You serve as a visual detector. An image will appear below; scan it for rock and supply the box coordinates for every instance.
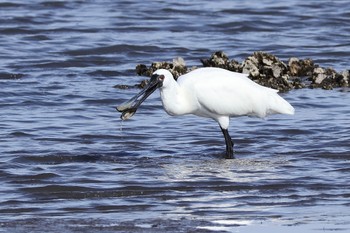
[342,70,349,80]
[114,51,349,91]
[262,57,273,66]
[201,51,241,72]
[313,67,326,84]
[241,52,292,92]
[135,56,189,80]
[288,57,316,77]
[310,67,343,90]
[242,59,259,77]
[272,64,283,78]
[340,70,349,86]
[173,57,186,67]
[137,79,149,88]
[288,57,301,76]
[201,51,229,67]
[290,76,306,89]
[171,57,188,79]
[300,58,316,76]
[135,64,149,76]
[113,79,149,89]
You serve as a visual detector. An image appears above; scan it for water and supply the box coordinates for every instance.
[1,0,350,232]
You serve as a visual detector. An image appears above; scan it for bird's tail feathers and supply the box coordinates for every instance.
[268,93,295,115]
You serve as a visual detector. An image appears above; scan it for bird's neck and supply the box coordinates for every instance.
[159,80,194,116]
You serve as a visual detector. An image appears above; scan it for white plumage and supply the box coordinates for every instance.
[117,67,294,158]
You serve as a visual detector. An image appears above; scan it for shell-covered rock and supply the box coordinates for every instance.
[115,51,349,91]
[136,57,190,80]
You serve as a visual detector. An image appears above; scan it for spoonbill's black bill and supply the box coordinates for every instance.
[117,67,295,159]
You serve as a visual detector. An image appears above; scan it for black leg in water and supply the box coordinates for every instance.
[220,127,234,159]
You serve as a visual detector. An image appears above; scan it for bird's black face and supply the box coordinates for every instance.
[116,74,164,120]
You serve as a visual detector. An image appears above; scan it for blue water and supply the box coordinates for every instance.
[1,1,349,232]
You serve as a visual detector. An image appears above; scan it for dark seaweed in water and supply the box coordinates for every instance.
[1,0,350,232]
[0,72,26,80]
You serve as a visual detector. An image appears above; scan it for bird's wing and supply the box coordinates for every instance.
[194,77,259,117]
[178,68,280,118]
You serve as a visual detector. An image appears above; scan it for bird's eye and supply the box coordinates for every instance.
[158,75,165,81]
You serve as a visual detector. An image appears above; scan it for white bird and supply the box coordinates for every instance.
[117,67,294,159]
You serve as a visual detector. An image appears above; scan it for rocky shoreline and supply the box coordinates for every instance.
[115,51,349,92]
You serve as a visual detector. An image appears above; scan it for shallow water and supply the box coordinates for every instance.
[1,0,350,232]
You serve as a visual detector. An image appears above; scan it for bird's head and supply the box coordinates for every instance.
[116,69,173,120]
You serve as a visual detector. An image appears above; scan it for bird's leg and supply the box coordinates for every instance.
[220,127,234,159]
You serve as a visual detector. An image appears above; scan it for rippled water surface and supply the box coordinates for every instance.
[1,0,350,232]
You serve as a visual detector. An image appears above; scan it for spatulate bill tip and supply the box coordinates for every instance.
[120,109,136,120]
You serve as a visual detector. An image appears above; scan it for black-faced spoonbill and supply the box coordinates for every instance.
[117,67,295,159]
